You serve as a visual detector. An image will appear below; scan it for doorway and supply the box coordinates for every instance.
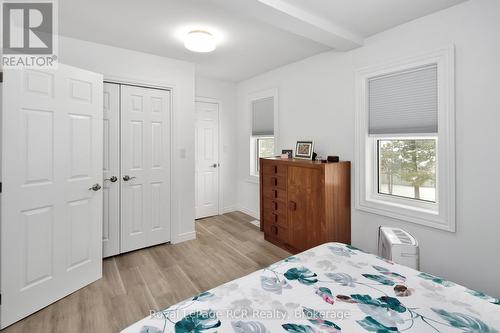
[195,99,221,219]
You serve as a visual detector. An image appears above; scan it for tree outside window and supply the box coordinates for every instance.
[378,139,436,202]
[255,136,275,172]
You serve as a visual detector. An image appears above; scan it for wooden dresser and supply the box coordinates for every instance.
[259,157,351,253]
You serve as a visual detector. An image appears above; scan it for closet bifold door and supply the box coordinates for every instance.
[102,83,120,257]
[120,85,171,253]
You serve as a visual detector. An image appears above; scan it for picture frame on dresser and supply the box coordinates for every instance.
[294,141,314,159]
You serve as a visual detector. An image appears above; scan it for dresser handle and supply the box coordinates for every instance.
[274,165,278,174]
[289,201,297,211]
[274,190,278,198]
[272,212,278,222]
[273,201,278,210]
[274,226,278,235]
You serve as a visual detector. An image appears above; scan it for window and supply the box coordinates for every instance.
[255,136,275,172]
[378,138,436,202]
[355,46,455,231]
[249,91,278,177]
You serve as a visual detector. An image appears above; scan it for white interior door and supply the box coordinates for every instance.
[195,101,220,219]
[121,85,171,253]
[1,65,103,329]
[102,83,120,257]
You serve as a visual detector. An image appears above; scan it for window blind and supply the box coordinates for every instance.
[252,97,274,136]
[368,64,438,135]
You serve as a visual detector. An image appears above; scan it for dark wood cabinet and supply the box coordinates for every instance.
[259,157,351,253]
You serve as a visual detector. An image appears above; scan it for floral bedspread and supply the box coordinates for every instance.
[123,242,500,333]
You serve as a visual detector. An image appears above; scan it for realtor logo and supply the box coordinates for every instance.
[1,0,58,68]
[3,2,53,54]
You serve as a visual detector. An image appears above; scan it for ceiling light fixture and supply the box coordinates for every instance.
[184,30,216,53]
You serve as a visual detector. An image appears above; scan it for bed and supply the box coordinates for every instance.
[123,242,500,333]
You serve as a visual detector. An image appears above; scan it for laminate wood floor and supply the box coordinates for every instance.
[2,212,290,333]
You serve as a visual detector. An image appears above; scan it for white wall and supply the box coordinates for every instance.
[59,36,196,243]
[195,77,238,213]
[236,0,500,296]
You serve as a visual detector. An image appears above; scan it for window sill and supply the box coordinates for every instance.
[356,197,454,232]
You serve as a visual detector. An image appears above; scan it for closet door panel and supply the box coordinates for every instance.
[102,83,120,257]
[147,89,171,245]
[121,85,148,252]
[121,85,171,253]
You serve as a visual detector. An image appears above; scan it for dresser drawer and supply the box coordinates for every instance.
[261,174,287,190]
[263,209,288,228]
[263,187,287,202]
[263,198,287,215]
[262,163,287,176]
[262,215,275,235]
[267,224,290,244]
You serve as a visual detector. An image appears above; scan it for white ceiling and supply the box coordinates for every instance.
[59,0,467,82]
[281,0,468,37]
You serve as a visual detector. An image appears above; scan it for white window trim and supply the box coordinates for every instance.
[247,88,279,182]
[355,46,456,232]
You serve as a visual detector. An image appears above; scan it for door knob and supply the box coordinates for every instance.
[211,163,218,168]
[88,183,102,191]
[123,175,137,181]
[104,176,118,183]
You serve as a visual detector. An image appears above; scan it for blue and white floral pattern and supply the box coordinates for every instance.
[124,243,500,333]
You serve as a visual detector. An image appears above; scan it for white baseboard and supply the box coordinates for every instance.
[222,205,238,214]
[238,206,260,220]
[249,220,261,228]
[172,231,196,244]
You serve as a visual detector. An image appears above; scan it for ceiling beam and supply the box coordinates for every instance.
[253,0,364,50]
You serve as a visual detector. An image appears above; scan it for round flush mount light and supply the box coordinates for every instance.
[184,30,216,53]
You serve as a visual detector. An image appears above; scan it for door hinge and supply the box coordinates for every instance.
[0,182,2,193]
[0,71,3,83]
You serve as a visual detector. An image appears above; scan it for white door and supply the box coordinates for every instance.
[195,101,220,219]
[102,83,120,257]
[120,85,171,253]
[1,65,103,328]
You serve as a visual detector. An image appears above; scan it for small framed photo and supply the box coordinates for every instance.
[281,149,293,159]
[294,141,314,160]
